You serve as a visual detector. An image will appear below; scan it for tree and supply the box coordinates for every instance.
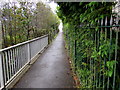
[0,1,60,48]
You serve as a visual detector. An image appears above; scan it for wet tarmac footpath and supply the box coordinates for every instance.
[14,32,74,88]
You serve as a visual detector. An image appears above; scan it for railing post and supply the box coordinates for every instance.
[48,31,51,44]
[48,33,50,44]
[47,35,48,45]
[0,52,5,89]
[27,43,31,64]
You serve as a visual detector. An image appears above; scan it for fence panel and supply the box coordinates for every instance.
[0,35,48,89]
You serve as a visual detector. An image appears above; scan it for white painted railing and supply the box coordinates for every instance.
[0,35,48,89]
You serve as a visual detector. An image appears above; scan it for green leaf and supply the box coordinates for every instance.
[108,70,113,77]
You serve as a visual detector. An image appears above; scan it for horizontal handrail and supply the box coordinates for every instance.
[0,34,48,52]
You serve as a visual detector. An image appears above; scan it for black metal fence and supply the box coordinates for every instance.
[64,1,120,89]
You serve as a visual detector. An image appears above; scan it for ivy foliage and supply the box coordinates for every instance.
[57,2,119,88]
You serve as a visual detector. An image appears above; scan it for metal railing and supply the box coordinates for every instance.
[0,35,48,89]
[63,2,120,89]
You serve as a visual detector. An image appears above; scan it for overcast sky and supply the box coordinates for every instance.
[0,0,58,14]
[48,1,58,14]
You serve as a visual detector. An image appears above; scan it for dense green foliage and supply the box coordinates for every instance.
[57,2,120,88]
[0,2,59,48]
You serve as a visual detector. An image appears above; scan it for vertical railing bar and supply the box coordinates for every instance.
[2,52,7,84]
[0,52,5,88]
[101,18,105,89]
[103,34,107,88]
[12,48,15,74]
[21,45,24,66]
[92,30,94,88]
[107,16,113,89]
[36,40,38,54]
[103,17,107,89]
[97,27,101,88]
[14,48,17,72]
[18,46,22,69]
[26,44,28,63]
[27,42,30,64]
[8,50,12,78]
[7,51,11,80]
[9,49,12,76]
[24,44,27,64]
[112,5,117,89]
[16,47,19,72]
[33,42,36,55]
[30,43,32,60]
[90,57,92,88]
[40,39,42,50]
[20,46,23,67]
[20,45,24,67]
[10,49,14,76]
[13,48,16,74]
[26,44,28,62]
[38,39,39,52]
[98,20,101,88]
[113,30,118,89]
[32,42,34,58]
[16,47,20,71]
[22,45,25,66]
[14,48,17,73]
[5,51,10,81]
[39,39,40,52]
[86,38,87,87]
[39,38,41,52]
[93,28,96,88]
[35,40,37,54]
[96,29,98,88]
[24,45,28,65]
[29,43,32,61]
[17,47,20,69]
[107,26,112,89]
[100,20,103,88]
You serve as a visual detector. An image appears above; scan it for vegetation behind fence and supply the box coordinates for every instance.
[57,2,120,89]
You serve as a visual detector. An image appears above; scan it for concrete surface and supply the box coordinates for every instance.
[14,32,74,88]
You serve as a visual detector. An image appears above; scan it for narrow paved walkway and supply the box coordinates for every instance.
[14,32,74,88]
